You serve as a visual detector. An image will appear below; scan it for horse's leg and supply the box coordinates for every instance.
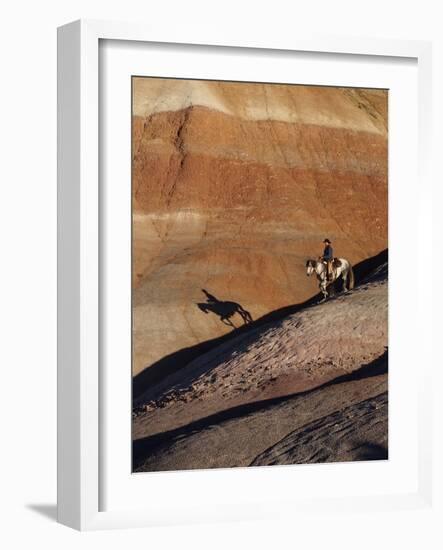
[324,283,329,300]
[237,308,248,325]
[319,279,328,302]
[238,305,253,324]
[342,268,348,292]
[238,311,247,325]
[221,317,235,328]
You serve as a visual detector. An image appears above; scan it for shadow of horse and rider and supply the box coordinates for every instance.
[196,254,350,330]
[197,289,253,328]
[197,250,356,330]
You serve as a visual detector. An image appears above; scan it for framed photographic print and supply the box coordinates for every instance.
[57,20,433,530]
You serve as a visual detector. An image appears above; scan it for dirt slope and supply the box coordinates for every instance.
[251,391,387,466]
[134,369,387,472]
[133,263,387,447]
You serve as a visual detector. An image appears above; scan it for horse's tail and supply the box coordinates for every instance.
[347,264,355,290]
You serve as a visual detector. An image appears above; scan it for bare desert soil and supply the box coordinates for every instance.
[133,261,388,471]
[134,371,387,472]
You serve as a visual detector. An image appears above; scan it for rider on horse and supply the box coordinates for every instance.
[321,238,334,281]
[306,243,354,301]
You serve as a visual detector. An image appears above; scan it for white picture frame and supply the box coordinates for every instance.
[57,19,434,531]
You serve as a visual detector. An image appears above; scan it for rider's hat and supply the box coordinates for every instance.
[323,238,331,244]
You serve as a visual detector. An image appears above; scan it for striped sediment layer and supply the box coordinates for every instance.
[132,79,387,380]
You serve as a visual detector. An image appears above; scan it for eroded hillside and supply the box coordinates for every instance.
[133,261,388,471]
[132,78,388,388]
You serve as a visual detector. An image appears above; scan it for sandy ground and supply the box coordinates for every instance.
[251,388,387,466]
[134,370,387,471]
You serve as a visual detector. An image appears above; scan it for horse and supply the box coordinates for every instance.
[305,258,355,301]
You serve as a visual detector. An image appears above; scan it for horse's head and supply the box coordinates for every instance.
[305,259,316,276]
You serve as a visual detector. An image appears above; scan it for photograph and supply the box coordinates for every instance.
[131,77,388,472]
